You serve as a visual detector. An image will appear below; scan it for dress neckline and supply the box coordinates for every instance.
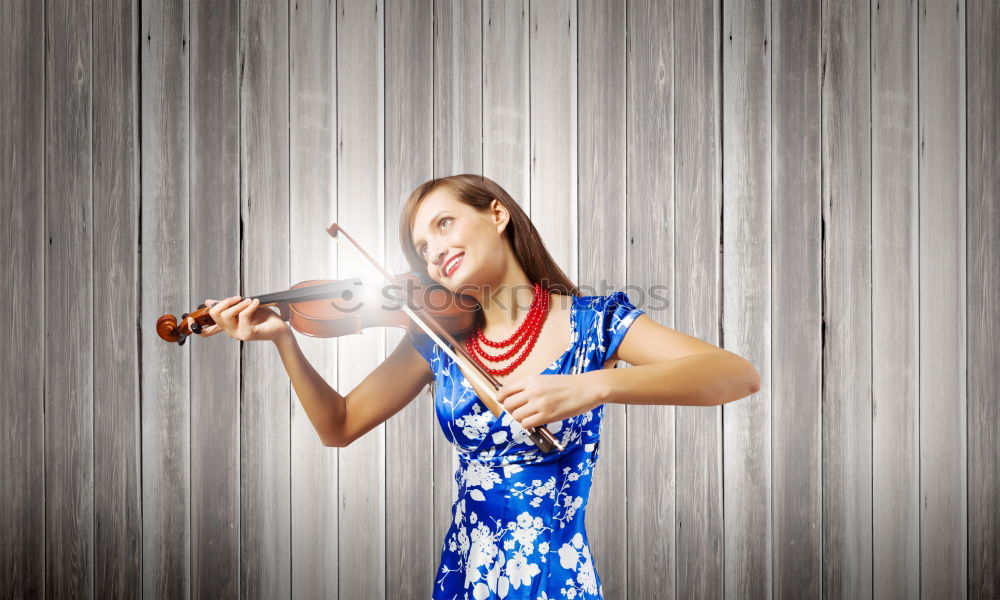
[490,293,579,380]
[461,295,579,422]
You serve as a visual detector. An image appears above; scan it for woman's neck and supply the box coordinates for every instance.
[479,269,534,330]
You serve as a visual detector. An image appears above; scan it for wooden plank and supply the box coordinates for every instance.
[0,0,45,597]
[871,0,920,596]
[484,0,530,203]
[917,0,967,596]
[92,0,141,596]
[45,0,96,596]
[289,0,340,598]
[141,0,190,596]
[772,0,823,595]
[721,0,772,597]
[528,4,583,589]
[577,1,628,597]
[625,1,676,597]
[967,1,1000,597]
[432,0,483,584]
[819,0,873,597]
[528,0,575,273]
[336,0,385,596]
[189,0,241,597]
[673,0,724,597]
[384,0,435,597]
[433,0,482,177]
[239,1,291,597]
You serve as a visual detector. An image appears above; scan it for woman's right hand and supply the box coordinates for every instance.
[193,296,290,342]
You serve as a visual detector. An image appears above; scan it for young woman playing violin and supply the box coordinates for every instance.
[196,174,760,599]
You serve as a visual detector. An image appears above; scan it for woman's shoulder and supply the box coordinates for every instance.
[407,328,442,369]
[571,290,645,362]
[572,290,642,318]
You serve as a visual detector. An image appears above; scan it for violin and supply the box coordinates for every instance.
[155,223,565,454]
[155,271,478,344]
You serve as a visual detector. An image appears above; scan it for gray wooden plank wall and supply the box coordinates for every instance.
[1,0,997,598]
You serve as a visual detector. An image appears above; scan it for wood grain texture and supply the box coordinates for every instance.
[289,0,341,598]
[721,0,772,597]
[578,1,627,596]
[46,0,96,596]
[2,2,993,597]
[872,0,920,597]
[528,0,575,275]
[484,0,530,206]
[772,0,823,595]
[673,0,724,597]
[0,1,45,598]
[385,0,435,596]
[967,2,1000,598]
[93,0,141,597]
[239,1,292,597]
[626,1,677,597]
[917,0,967,596]
[820,0,873,597]
[336,0,385,597]
[190,0,241,597]
[140,0,190,597]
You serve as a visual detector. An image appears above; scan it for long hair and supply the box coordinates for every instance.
[398,173,580,298]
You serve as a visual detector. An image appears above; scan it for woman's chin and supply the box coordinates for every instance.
[446,267,484,297]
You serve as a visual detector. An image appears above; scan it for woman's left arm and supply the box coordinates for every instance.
[498,314,762,430]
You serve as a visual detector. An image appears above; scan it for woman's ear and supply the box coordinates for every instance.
[491,199,510,234]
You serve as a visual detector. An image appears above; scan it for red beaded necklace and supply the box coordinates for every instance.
[466,283,550,376]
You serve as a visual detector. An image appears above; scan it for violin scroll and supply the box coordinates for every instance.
[156,302,212,346]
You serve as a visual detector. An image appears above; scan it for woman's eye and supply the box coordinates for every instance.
[439,217,452,229]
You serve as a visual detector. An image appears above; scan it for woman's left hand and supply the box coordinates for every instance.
[496,373,605,430]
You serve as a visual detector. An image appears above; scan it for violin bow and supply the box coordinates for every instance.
[326,223,564,453]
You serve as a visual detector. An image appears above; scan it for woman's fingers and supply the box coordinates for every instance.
[209,295,239,318]
[215,296,245,320]
[221,298,252,318]
[501,390,529,412]
[197,321,223,337]
[218,298,250,338]
[205,295,244,336]
[235,298,260,337]
[509,400,538,424]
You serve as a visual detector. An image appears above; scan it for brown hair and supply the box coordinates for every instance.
[398,173,580,297]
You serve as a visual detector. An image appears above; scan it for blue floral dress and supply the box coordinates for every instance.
[409,291,644,600]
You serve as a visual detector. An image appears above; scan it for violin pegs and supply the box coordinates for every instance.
[190,321,202,334]
[197,303,206,310]
[177,332,187,346]
[181,312,189,321]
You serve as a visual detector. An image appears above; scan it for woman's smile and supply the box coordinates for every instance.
[442,252,464,278]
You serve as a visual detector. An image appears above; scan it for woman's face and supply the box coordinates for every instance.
[410,188,509,293]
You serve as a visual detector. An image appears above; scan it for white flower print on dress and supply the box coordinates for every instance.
[457,402,495,440]
[556,533,599,596]
[505,551,540,590]
[462,461,502,492]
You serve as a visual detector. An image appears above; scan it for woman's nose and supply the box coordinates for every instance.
[429,245,447,266]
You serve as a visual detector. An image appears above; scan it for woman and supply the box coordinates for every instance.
[198,174,761,599]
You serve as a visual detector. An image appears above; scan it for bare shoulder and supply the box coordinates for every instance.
[549,291,576,312]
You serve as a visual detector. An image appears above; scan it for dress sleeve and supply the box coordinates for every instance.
[407,331,437,367]
[598,291,645,365]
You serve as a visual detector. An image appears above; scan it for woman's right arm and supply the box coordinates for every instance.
[271,329,434,447]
